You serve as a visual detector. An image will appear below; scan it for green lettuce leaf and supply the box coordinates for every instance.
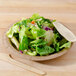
[20,19,31,27]
[6,25,19,38]
[44,31,54,46]
[19,25,28,51]
[36,46,55,56]
[42,21,51,27]
[36,17,45,28]
[30,13,41,20]
[14,18,31,27]
[30,39,48,46]
[24,27,33,39]
[26,50,37,56]
[60,42,71,49]
[30,39,42,44]
[31,26,46,39]
[19,35,28,51]
[55,43,60,52]
[53,34,60,52]
[11,36,19,49]
[59,38,67,46]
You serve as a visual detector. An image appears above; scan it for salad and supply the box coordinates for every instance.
[6,14,71,56]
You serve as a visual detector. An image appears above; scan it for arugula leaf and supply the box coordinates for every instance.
[36,46,55,56]
[60,42,71,49]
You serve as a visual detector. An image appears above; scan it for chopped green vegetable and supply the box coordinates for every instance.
[6,25,19,38]
[19,25,28,51]
[6,13,72,56]
[30,13,41,20]
[26,50,37,56]
[19,35,28,51]
[36,46,55,56]
[55,43,60,52]
[59,38,67,46]
[11,36,19,49]
[31,39,48,46]
[30,39,42,44]
[45,30,54,45]
[60,42,71,49]
[53,31,62,52]
[30,26,46,39]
